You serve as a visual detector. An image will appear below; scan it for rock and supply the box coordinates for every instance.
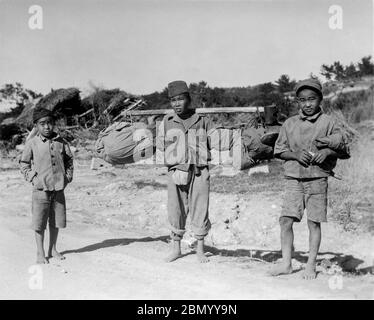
[90,157,112,170]
[248,164,269,176]
[320,259,333,269]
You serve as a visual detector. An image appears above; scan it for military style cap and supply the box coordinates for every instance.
[33,108,54,123]
[168,80,189,98]
[295,78,323,97]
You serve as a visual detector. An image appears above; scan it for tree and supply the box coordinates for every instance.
[189,81,208,107]
[275,74,296,93]
[357,55,374,77]
[320,61,345,80]
[321,56,374,81]
[344,63,359,79]
[255,82,284,106]
[321,64,334,80]
[332,61,345,80]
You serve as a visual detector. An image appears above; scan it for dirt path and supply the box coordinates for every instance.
[0,166,373,299]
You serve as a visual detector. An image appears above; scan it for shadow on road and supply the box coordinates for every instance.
[61,236,372,275]
[204,245,372,274]
[61,235,169,254]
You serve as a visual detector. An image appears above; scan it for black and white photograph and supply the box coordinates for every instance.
[0,0,373,302]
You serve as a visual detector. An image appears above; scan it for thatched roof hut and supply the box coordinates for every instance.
[36,87,83,116]
[16,88,82,128]
[15,99,41,129]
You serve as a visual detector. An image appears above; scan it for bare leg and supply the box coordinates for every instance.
[269,216,294,276]
[196,239,209,263]
[47,226,65,260]
[302,220,321,280]
[35,230,48,264]
[165,240,182,262]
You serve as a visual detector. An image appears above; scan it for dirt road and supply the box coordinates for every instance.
[0,165,373,299]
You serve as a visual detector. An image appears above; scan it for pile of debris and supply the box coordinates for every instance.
[0,86,146,151]
[79,89,147,128]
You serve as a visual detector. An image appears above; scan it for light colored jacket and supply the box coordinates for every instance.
[20,133,74,191]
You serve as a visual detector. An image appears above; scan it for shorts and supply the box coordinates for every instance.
[31,190,66,231]
[281,177,328,223]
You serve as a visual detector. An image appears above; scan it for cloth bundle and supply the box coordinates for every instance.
[94,122,155,165]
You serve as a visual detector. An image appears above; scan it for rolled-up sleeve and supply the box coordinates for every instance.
[273,124,290,157]
[19,140,36,182]
[329,119,350,158]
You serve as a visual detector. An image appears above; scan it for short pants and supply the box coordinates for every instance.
[31,190,66,231]
[281,177,328,223]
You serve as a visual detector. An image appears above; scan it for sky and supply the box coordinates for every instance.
[0,0,372,95]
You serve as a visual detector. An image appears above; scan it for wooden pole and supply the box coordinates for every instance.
[114,99,147,121]
[122,106,268,116]
[77,108,94,118]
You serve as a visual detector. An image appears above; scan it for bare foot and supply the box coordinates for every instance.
[268,263,293,276]
[165,249,182,262]
[196,251,209,263]
[165,240,182,262]
[48,250,66,260]
[301,263,317,280]
[36,254,49,264]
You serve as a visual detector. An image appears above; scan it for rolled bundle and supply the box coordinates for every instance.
[94,121,156,165]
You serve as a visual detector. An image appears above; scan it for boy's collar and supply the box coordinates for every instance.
[37,132,59,142]
[173,111,199,123]
[299,109,322,121]
[172,112,201,131]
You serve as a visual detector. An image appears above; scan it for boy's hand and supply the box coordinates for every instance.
[65,173,73,183]
[311,149,332,164]
[294,150,312,167]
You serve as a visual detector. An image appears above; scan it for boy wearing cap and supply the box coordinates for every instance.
[157,80,231,263]
[270,78,349,279]
[20,108,74,264]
